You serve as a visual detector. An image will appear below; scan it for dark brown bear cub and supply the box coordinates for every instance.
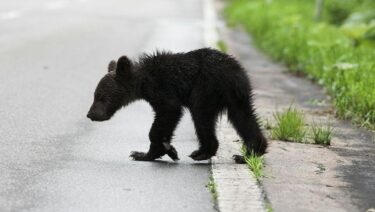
[87,48,267,163]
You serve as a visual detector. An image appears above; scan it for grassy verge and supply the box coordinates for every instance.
[225,0,375,129]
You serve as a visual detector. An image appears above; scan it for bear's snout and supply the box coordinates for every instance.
[86,112,95,120]
[86,110,109,122]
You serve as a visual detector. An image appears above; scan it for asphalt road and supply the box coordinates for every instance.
[0,0,215,211]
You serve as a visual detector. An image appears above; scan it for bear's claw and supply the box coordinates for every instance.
[166,145,179,161]
[130,151,158,161]
[189,150,213,161]
[130,143,179,162]
[232,154,246,164]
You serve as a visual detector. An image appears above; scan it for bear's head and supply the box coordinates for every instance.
[87,56,134,121]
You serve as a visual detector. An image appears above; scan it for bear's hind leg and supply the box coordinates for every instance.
[189,108,219,161]
[227,95,268,164]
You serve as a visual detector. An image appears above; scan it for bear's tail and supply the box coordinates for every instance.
[226,89,268,164]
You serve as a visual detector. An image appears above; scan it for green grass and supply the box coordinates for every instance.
[263,118,273,130]
[206,173,218,203]
[265,202,274,212]
[315,163,326,174]
[310,122,334,145]
[307,98,326,106]
[242,146,264,181]
[225,0,375,128]
[271,107,306,142]
[217,40,228,53]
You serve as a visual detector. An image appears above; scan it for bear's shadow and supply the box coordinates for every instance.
[149,159,211,168]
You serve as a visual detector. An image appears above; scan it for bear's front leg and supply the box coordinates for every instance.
[130,143,177,161]
[189,108,219,161]
[130,142,179,161]
[130,106,182,162]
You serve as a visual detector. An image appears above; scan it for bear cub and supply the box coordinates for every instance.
[87,48,267,163]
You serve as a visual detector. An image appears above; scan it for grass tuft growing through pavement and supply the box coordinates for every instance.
[242,146,264,181]
[265,202,274,212]
[206,173,218,204]
[263,118,273,130]
[311,122,334,145]
[271,106,306,142]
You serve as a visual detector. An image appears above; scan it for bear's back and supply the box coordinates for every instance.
[137,48,247,105]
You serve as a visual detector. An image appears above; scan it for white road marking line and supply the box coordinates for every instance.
[45,1,68,10]
[0,10,23,20]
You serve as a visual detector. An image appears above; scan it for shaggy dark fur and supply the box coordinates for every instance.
[87,48,267,163]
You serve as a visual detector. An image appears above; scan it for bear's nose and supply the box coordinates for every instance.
[87,112,94,120]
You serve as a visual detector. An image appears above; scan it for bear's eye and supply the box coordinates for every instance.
[98,96,105,102]
[100,96,109,103]
[95,94,105,102]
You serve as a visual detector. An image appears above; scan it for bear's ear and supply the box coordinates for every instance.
[108,60,117,72]
[116,56,133,80]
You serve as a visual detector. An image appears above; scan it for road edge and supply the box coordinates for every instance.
[203,0,267,211]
